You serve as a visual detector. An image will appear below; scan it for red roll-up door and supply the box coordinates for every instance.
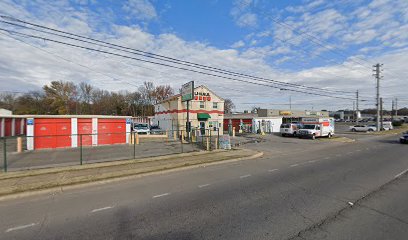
[77,118,92,146]
[14,118,22,135]
[34,118,71,149]
[4,118,12,136]
[98,119,126,145]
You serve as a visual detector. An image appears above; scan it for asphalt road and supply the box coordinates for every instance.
[0,133,407,240]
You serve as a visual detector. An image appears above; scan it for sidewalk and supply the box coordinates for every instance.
[0,149,262,198]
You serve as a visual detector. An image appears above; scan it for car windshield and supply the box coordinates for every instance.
[280,124,290,128]
[302,124,316,129]
[135,123,148,129]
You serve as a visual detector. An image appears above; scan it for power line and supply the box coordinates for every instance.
[0,16,360,96]
[0,27,367,102]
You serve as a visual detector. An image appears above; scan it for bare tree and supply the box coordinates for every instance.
[224,98,235,113]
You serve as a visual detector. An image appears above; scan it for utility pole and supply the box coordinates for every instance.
[373,63,383,131]
[289,96,292,110]
[395,98,398,118]
[356,90,359,123]
[380,97,384,131]
[352,101,355,122]
[392,99,395,121]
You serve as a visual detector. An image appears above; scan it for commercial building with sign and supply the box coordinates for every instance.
[153,85,224,135]
[258,109,329,123]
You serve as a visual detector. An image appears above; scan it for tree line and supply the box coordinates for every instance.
[0,81,236,116]
[0,81,174,116]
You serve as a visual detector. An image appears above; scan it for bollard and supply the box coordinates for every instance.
[3,138,7,172]
[232,127,236,138]
[133,132,136,159]
[165,130,169,137]
[206,136,210,151]
[79,134,83,165]
[17,137,23,153]
[136,133,139,145]
[173,130,177,140]
[215,137,218,150]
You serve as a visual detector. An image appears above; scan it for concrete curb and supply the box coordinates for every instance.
[0,150,263,201]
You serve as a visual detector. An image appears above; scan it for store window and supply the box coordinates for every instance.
[200,101,205,108]
[213,102,218,109]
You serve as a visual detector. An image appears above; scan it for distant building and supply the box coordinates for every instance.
[0,108,12,116]
[258,109,329,123]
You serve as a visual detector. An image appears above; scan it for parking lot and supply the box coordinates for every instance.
[0,138,203,171]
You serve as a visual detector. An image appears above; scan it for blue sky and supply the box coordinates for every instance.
[0,0,407,110]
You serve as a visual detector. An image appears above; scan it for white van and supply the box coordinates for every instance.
[280,123,302,137]
[382,122,393,131]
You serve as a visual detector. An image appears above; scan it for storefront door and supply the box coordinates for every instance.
[199,121,206,135]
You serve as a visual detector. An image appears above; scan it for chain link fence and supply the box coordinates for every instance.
[0,129,223,172]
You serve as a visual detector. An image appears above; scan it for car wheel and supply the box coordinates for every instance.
[312,134,316,140]
[293,131,297,137]
[368,129,374,132]
[351,128,356,132]
[328,133,332,138]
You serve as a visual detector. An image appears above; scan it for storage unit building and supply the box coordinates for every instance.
[25,115,132,150]
[223,113,257,133]
[0,115,26,137]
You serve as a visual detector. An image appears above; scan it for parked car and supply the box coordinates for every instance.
[382,122,393,131]
[400,132,408,144]
[133,123,150,134]
[349,125,376,132]
[149,125,162,134]
[280,123,302,137]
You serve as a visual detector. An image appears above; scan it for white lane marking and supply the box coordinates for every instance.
[198,184,210,188]
[5,223,37,233]
[356,149,361,152]
[240,174,251,179]
[91,206,114,213]
[290,164,299,167]
[395,169,408,178]
[268,169,279,172]
[153,193,170,198]
[324,157,330,160]
[308,160,317,163]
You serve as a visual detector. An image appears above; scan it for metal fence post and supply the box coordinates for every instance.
[79,134,83,165]
[180,130,183,153]
[217,128,220,149]
[3,138,7,172]
[133,132,136,159]
[209,129,212,151]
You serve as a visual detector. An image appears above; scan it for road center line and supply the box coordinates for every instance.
[268,169,279,172]
[290,164,299,167]
[395,169,408,178]
[91,206,114,213]
[240,174,251,179]
[153,193,170,198]
[198,184,210,188]
[5,223,37,233]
